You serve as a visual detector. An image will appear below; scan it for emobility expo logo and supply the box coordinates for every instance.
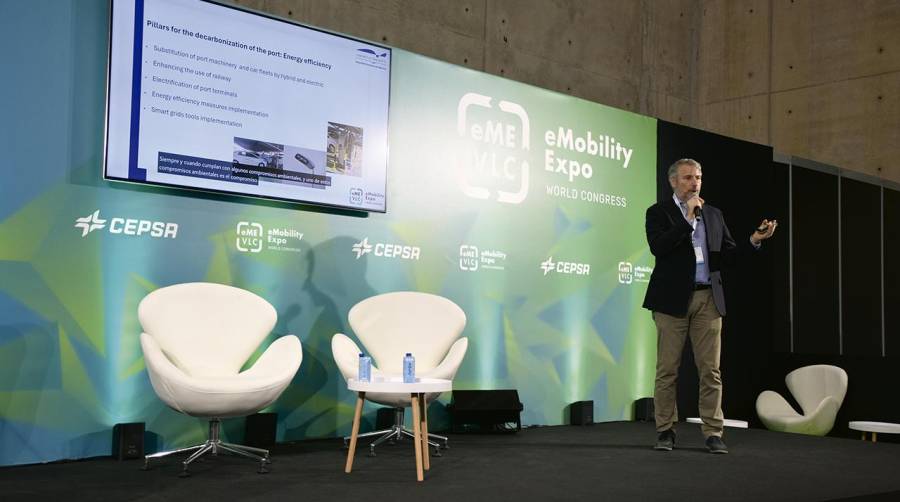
[352,237,420,260]
[459,244,507,272]
[236,221,304,253]
[74,209,178,239]
[618,261,652,284]
[540,256,590,276]
[456,92,530,204]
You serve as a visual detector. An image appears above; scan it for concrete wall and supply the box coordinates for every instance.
[232,0,900,183]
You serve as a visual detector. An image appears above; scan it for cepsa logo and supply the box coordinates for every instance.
[74,210,178,239]
[456,92,530,204]
[352,237,420,260]
[540,256,590,276]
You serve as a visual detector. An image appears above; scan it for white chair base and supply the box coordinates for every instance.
[143,419,270,477]
[342,408,447,456]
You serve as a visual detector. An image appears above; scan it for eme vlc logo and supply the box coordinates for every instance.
[236,221,264,253]
[456,92,530,204]
[351,237,420,260]
[459,245,479,271]
[618,261,634,284]
[540,256,590,276]
[74,210,178,239]
[349,187,364,206]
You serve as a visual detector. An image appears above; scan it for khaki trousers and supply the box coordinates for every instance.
[653,289,724,438]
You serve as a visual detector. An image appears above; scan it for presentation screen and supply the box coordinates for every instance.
[104,0,391,212]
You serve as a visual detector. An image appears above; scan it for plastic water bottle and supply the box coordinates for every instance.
[358,353,371,382]
[403,352,415,383]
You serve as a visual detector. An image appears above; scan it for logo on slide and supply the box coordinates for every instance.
[74,210,107,237]
[456,92,530,204]
[355,48,389,70]
[74,210,178,239]
[540,256,590,276]
[357,48,388,58]
[351,237,420,261]
[349,188,363,206]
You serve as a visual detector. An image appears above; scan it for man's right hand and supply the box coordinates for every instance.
[686,195,704,220]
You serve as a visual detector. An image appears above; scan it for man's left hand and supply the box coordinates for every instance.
[750,219,778,245]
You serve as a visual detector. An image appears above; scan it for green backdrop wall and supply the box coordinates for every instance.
[0,0,657,466]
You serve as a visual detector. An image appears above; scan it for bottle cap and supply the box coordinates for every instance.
[359,352,364,357]
[406,352,412,356]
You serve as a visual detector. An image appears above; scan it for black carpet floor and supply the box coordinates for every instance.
[2,421,900,501]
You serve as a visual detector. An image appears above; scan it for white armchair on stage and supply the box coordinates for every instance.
[332,291,468,456]
[139,282,302,476]
[756,364,848,436]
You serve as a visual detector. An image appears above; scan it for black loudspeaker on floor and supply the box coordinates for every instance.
[633,397,654,422]
[244,413,278,448]
[569,401,593,425]
[112,423,144,461]
[448,389,524,432]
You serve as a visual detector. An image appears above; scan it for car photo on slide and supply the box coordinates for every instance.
[233,137,284,170]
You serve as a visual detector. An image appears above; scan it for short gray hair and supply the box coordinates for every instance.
[668,158,702,180]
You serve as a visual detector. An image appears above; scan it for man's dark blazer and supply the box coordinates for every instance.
[642,198,744,318]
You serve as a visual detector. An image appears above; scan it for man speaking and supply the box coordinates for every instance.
[643,158,776,454]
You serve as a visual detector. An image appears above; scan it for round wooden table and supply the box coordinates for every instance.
[344,377,452,481]
[849,421,900,442]
[686,417,749,428]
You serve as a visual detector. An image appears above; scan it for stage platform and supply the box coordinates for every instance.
[2,421,899,501]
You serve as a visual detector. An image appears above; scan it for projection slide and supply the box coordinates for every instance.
[105,0,390,211]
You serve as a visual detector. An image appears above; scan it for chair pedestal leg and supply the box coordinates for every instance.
[345,407,448,456]
[143,419,273,476]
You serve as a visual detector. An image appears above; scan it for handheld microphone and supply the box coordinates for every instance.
[693,205,702,218]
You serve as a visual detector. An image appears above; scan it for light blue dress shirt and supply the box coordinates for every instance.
[673,193,710,285]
